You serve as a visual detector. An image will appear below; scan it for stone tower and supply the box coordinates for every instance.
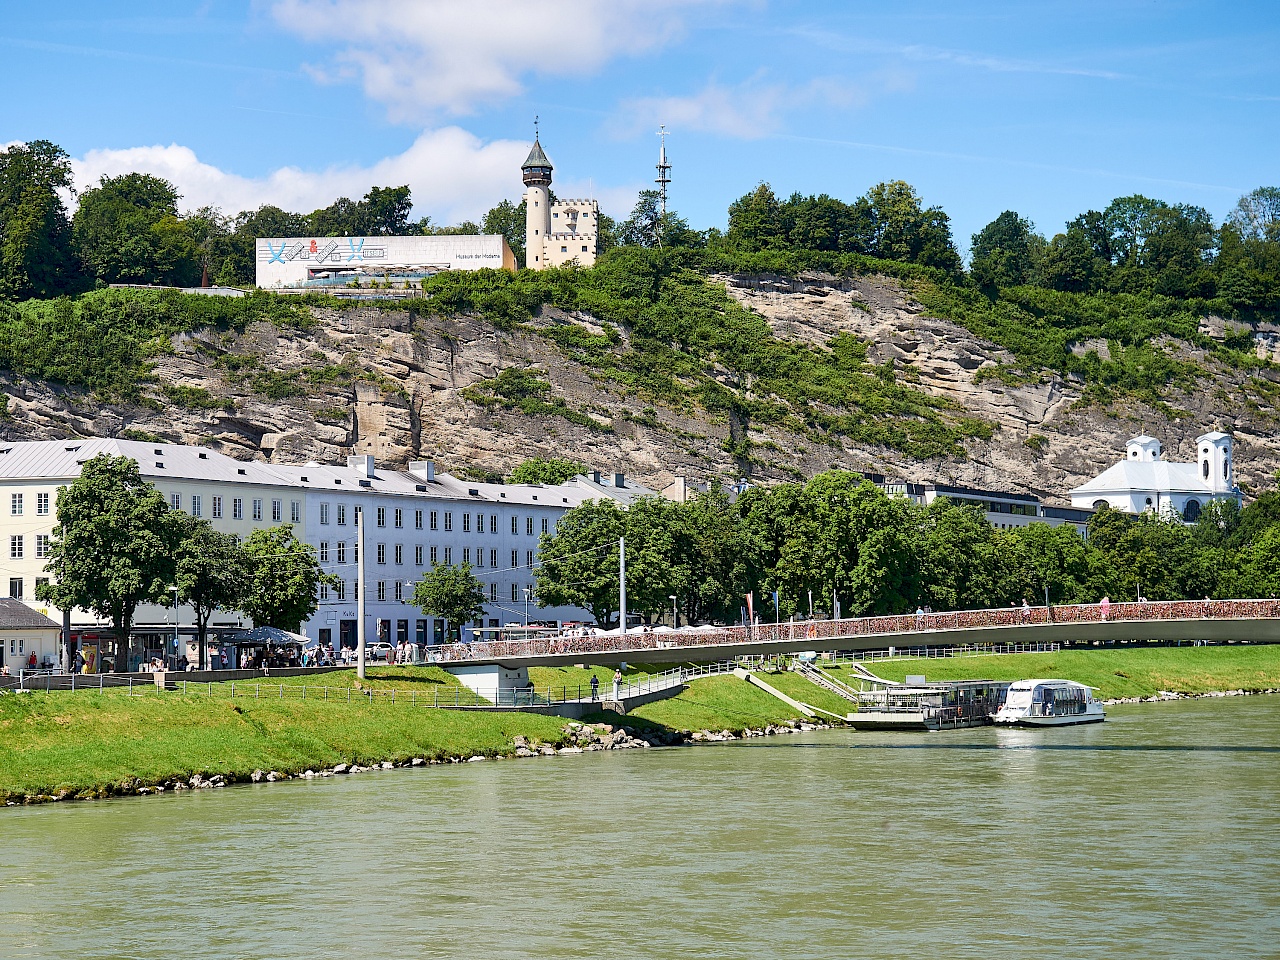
[521,136,553,270]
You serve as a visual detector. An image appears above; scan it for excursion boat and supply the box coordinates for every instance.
[993,679,1105,727]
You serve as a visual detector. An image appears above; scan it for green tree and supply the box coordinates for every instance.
[240,525,332,633]
[73,173,200,286]
[618,190,700,249]
[170,513,247,668]
[1226,187,1280,243]
[862,180,962,272]
[970,210,1042,289]
[36,454,175,670]
[726,183,785,251]
[0,140,78,299]
[482,198,526,264]
[508,456,585,485]
[534,498,625,626]
[411,563,487,640]
[1037,225,1099,292]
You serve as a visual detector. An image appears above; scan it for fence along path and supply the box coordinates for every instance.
[429,598,1280,665]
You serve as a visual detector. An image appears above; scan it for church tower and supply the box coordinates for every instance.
[521,134,553,270]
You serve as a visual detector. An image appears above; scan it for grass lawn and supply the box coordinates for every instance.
[0,690,568,801]
[619,675,816,732]
[820,644,1280,700]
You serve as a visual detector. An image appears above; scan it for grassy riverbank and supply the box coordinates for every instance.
[0,690,569,802]
[4,645,1277,804]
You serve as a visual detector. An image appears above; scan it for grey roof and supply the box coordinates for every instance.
[0,438,294,487]
[0,598,60,631]
[522,138,552,169]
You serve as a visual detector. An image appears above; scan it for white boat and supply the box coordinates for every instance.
[993,679,1105,727]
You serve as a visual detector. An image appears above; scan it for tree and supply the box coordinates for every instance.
[970,211,1042,289]
[72,173,200,286]
[862,180,962,272]
[240,525,332,633]
[508,457,585,485]
[0,140,78,299]
[170,513,247,669]
[726,183,785,251]
[482,198,526,264]
[411,563,486,640]
[1226,187,1280,243]
[618,190,700,249]
[534,499,625,627]
[1038,225,1099,292]
[36,454,175,671]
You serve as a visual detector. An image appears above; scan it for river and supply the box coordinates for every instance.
[2,696,1277,959]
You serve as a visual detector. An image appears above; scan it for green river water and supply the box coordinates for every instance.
[1,695,1278,959]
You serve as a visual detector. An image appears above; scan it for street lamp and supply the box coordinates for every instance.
[669,595,678,629]
[523,586,530,628]
[170,585,180,670]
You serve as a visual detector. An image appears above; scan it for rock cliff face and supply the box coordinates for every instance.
[2,272,1277,501]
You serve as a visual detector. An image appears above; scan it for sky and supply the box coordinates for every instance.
[2,0,1278,253]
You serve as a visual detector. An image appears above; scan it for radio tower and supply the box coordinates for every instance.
[655,125,671,216]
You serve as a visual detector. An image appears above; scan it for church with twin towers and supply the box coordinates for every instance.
[521,132,600,270]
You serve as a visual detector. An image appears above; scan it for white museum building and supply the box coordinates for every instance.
[1069,431,1241,522]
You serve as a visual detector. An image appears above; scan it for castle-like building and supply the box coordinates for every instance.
[522,136,599,270]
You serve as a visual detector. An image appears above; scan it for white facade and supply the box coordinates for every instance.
[521,137,599,270]
[1070,431,1241,522]
[0,439,655,669]
[255,234,515,289]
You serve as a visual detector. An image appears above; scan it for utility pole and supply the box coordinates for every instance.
[655,125,671,249]
[356,505,366,680]
[619,537,627,637]
[655,125,671,216]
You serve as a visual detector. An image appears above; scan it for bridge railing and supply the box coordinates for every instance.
[429,598,1280,664]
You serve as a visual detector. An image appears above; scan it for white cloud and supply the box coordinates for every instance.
[72,127,535,224]
[270,0,723,121]
[616,76,866,139]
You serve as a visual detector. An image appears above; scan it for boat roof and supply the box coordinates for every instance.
[1008,678,1089,688]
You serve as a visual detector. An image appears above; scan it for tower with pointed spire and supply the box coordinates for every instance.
[521,122,599,270]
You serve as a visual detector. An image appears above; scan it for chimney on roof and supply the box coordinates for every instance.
[592,470,601,484]
[347,454,376,478]
[427,461,435,482]
[615,472,625,489]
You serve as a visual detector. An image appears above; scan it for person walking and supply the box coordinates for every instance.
[1100,596,1111,621]
[1021,599,1031,621]
[612,669,621,701]
[590,673,599,702]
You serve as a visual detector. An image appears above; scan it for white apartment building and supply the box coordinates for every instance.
[0,438,652,671]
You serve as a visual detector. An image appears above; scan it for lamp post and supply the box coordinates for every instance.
[523,586,530,628]
[170,585,180,670]
[669,595,678,629]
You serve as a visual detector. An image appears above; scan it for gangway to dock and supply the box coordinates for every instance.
[792,661,860,702]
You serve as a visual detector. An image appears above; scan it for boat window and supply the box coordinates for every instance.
[1005,689,1032,709]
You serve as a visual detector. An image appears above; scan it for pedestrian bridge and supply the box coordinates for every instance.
[434,599,1280,668]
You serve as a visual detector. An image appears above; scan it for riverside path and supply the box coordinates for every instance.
[430,599,1280,668]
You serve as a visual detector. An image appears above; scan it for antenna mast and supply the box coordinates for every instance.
[655,125,671,216]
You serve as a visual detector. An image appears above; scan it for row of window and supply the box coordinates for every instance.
[318,580,536,604]
[9,493,50,516]
[8,576,48,600]
[319,504,550,536]
[9,535,50,560]
[168,493,302,523]
[316,541,538,571]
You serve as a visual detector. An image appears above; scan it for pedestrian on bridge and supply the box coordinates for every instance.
[1100,596,1111,621]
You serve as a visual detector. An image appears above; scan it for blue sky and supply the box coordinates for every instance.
[2,1,1277,252]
